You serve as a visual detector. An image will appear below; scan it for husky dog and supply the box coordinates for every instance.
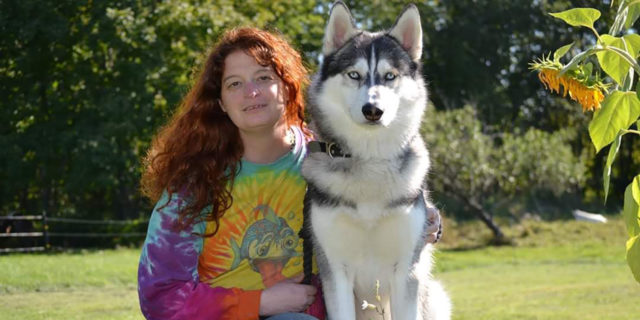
[301,2,451,320]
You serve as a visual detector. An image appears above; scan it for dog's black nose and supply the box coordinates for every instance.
[362,103,383,122]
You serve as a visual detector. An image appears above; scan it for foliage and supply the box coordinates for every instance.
[1,0,634,250]
[530,0,640,282]
[0,0,324,221]
[421,107,586,239]
[344,0,634,204]
[418,1,611,125]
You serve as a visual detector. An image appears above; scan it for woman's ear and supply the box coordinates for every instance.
[218,99,227,112]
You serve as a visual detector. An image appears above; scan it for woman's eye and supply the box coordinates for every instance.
[384,72,397,81]
[347,71,361,80]
[228,81,241,89]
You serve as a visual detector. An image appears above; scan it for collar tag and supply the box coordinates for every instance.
[308,141,351,158]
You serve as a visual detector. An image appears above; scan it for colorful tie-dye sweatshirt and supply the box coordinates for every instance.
[138,127,325,320]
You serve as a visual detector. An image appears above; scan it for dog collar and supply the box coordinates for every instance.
[307,141,351,158]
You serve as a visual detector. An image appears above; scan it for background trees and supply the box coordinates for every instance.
[1,0,325,221]
[1,0,634,237]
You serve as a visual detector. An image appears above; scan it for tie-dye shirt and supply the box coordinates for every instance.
[138,127,325,320]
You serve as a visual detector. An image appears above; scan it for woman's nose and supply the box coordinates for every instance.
[244,81,261,98]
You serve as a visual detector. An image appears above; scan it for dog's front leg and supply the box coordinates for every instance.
[322,265,356,320]
[390,267,419,320]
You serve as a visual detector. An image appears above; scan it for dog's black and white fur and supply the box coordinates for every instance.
[301,2,451,320]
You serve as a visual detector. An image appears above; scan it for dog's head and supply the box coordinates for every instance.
[312,2,426,134]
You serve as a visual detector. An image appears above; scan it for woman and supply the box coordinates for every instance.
[138,27,325,320]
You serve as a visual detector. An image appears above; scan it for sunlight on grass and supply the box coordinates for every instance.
[436,261,637,320]
[0,249,139,293]
[0,217,638,319]
[433,216,639,319]
[1,287,142,320]
[0,248,141,320]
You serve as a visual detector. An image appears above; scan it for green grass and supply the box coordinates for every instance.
[2,288,140,320]
[0,249,142,320]
[435,216,640,319]
[0,217,638,319]
[0,249,139,293]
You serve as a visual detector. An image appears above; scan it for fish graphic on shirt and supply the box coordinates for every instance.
[229,204,300,286]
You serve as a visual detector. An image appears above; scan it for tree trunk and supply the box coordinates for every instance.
[440,181,508,243]
[465,197,506,242]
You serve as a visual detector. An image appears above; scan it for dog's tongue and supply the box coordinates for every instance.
[256,259,286,287]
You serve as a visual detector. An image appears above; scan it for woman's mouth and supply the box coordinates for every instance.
[243,104,267,112]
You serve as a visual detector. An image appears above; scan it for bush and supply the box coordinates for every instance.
[421,106,587,238]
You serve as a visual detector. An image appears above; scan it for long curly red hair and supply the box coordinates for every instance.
[141,27,310,234]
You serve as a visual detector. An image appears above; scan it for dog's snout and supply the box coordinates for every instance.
[362,103,383,122]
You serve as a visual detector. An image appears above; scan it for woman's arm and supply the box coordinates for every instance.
[137,191,261,320]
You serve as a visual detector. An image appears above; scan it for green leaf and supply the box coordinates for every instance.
[625,235,640,283]
[623,177,640,238]
[553,42,574,62]
[627,33,640,56]
[603,132,623,203]
[625,3,640,29]
[549,8,601,29]
[583,62,594,77]
[588,91,640,152]
[596,34,640,85]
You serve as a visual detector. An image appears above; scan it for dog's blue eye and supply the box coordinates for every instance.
[347,71,361,80]
[384,73,397,81]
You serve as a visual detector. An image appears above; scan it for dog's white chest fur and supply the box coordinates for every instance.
[311,197,426,270]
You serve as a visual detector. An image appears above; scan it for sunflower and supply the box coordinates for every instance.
[530,57,608,112]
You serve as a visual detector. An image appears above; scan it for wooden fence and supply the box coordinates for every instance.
[0,212,148,253]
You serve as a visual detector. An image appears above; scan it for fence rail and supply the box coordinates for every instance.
[0,232,44,237]
[0,215,42,220]
[0,247,45,253]
[1,212,148,253]
[48,232,147,237]
[47,217,142,225]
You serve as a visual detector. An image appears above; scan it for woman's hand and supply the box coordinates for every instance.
[425,206,442,244]
[259,274,317,316]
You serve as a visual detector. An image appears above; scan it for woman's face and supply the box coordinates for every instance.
[220,50,287,135]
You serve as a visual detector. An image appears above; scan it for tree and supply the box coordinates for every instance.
[0,0,325,220]
[422,107,586,241]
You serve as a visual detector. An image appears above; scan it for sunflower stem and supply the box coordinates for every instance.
[591,27,602,44]
[558,47,606,76]
[624,129,640,136]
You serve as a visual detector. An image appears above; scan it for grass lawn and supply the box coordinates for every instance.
[0,217,638,319]
[0,249,142,320]
[435,216,640,319]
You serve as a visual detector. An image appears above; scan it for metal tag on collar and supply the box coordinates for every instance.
[327,142,343,158]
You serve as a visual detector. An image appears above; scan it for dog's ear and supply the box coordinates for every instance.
[388,4,423,62]
[323,1,358,56]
